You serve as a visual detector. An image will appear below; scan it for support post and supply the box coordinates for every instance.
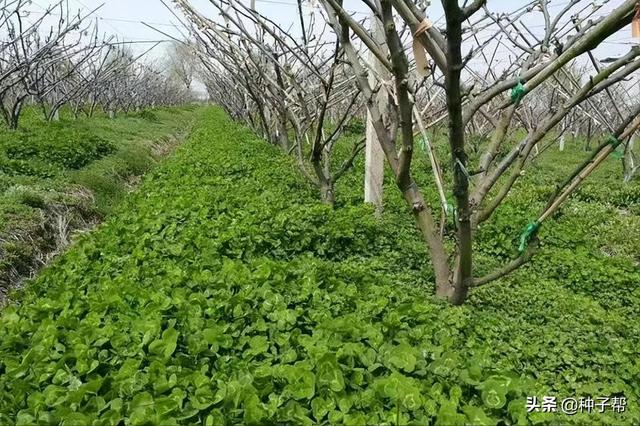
[364,14,388,215]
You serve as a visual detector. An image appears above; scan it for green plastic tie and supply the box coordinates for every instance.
[607,135,622,149]
[419,137,427,152]
[607,135,621,147]
[511,80,526,104]
[445,202,458,226]
[606,135,624,159]
[518,221,541,253]
[445,202,455,215]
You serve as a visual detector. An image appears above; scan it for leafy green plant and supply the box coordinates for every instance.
[0,108,638,425]
[0,106,201,291]
[343,118,365,135]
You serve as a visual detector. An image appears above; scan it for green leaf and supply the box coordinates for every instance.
[243,394,267,425]
[311,396,334,421]
[328,410,343,424]
[338,395,353,413]
[481,387,506,410]
[247,335,269,356]
[449,385,462,403]
[344,412,368,425]
[372,372,423,411]
[60,412,91,426]
[435,401,465,426]
[16,411,36,426]
[128,392,154,426]
[205,410,226,426]
[190,386,216,410]
[478,374,515,410]
[155,396,180,417]
[463,405,495,426]
[280,348,297,363]
[43,385,67,407]
[384,343,417,373]
[148,327,179,359]
[284,367,315,400]
[317,354,345,392]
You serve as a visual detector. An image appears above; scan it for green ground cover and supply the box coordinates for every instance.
[0,107,201,291]
[0,107,638,425]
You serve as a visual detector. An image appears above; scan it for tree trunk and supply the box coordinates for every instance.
[276,115,290,151]
[443,1,472,305]
[585,120,593,151]
[9,98,25,130]
[402,185,452,296]
[321,182,335,206]
[624,134,637,183]
[310,153,335,206]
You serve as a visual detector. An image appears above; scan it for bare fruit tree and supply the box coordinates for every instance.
[166,40,197,91]
[318,0,640,304]
[0,0,195,129]
[172,0,638,304]
[0,0,97,128]
[174,0,365,205]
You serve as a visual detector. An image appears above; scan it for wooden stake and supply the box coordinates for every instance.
[633,1,640,38]
[364,14,388,215]
[412,19,433,76]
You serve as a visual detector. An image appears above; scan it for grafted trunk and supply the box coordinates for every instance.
[312,157,336,207]
[321,182,335,206]
[400,184,451,296]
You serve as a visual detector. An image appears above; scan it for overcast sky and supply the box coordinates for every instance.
[25,0,637,87]
[22,0,640,98]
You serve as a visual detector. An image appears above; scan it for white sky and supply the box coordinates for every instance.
[27,0,635,57]
[23,0,638,96]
